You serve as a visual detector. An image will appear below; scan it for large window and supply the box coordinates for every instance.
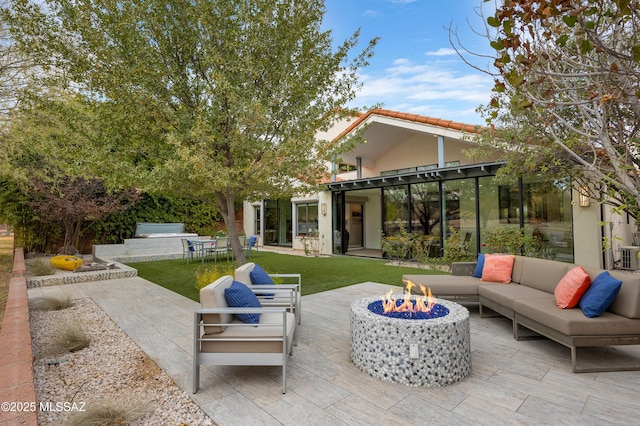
[264,199,292,246]
[383,186,409,236]
[296,203,318,236]
[411,182,441,237]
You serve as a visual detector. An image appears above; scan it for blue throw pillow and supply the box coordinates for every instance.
[579,271,622,318]
[249,264,275,284]
[250,264,275,298]
[224,280,262,324]
[472,253,485,278]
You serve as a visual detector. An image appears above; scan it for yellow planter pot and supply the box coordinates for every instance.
[50,255,83,271]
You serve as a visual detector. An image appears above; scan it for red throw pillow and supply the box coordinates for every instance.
[555,266,592,309]
[480,254,515,284]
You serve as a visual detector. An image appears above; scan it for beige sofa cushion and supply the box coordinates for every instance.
[404,274,490,296]
[480,284,554,310]
[519,257,569,293]
[201,311,296,353]
[607,270,640,318]
[514,298,640,336]
[199,276,235,334]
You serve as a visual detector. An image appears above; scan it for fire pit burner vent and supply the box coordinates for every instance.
[351,295,471,387]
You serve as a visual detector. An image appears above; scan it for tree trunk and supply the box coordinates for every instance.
[215,191,246,265]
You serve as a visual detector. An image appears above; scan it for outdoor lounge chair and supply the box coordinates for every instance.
[193,275,296,394]
[234,262,302,324]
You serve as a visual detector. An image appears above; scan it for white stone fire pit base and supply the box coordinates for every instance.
[350,295,471,387]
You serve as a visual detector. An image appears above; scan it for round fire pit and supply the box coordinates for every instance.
[350,295,471,387]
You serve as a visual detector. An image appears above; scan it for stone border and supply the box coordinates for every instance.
[26,259,138,289]
[0,248,37,425]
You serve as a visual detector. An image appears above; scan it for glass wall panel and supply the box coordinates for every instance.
[383,185,409,236]
[478,176,512,252]
[523,177,573,262]
[443,178,477,253]
[264,199,292,246]
[411,182,441,257]
[264,199,278,245]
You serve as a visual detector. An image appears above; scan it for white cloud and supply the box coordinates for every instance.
[363,10,381,18]
[425,48,457,57]
[352,58,493,124]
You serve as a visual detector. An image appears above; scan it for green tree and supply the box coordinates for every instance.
[4,0,377,263]
[452,0,640,218]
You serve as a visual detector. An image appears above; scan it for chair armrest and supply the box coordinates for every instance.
[269,273,301,285]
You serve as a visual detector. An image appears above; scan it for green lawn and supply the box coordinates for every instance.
[128,251,449,302]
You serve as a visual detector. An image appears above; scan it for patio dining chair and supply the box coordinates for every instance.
[245,235,258,258]
[207,237,230,262]
[181,239,195,263]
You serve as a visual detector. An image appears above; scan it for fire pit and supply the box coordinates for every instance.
[350,283,471,387]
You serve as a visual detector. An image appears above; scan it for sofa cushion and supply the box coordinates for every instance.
[404,274,489,297]
[579,271,622,318]
[224,280,262,324]
[514,298,640,336]
[510,256,525,284]
[472,253,485,278]
[554,266,592,309]
[480,284,554,311]
[200,276,235,334]
[608,270,640,318]
[519,257,569,293]
[481,254,515,284]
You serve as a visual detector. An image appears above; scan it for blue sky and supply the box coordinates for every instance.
[323,0,495,125]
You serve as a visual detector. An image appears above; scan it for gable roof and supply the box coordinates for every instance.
[333,108,480,142]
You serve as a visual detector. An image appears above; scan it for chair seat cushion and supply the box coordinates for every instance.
[201,312,296,353]
[224,280,262,324]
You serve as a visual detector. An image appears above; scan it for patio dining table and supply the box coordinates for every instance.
[190,239,216,264]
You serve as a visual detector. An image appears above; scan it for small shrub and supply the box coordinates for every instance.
[52,321,90,353]
[442,228,476,268]
[29,258,56,276]
[31,295,72,311]
[194,264,235,291]
[67,401,149,426]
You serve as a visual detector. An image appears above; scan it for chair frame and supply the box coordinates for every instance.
[181,239,195,263]
[235,263,302,325]
[193,305,294,394]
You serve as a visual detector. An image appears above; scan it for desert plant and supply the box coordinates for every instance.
[31,295,72,311]
[194,264,236,291]
[28,258,56,276]
[52,321,90,353]
[67,401,149,426]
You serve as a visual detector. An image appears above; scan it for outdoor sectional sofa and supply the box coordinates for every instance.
[403,255,640,373]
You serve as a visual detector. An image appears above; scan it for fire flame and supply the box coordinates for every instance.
[381,280,437,315]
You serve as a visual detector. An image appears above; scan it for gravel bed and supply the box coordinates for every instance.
[30,297,215,425]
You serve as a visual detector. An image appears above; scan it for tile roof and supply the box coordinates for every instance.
[333,108,480,141]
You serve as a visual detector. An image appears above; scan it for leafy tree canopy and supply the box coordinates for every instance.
[453,0,640,217]
[3,0,378,262]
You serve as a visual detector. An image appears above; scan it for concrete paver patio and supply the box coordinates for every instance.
[28,277,640,425]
